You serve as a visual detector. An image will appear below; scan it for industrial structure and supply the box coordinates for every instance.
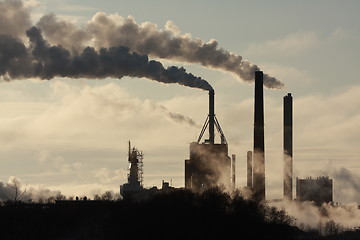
[283,93,293,200]
[253,71,266,201]
[296,176,333,205]
[247,151,253,188]
[231,154,236,190]
[118,72,338,205]
[120,141,144,199]
[184,90,232,191]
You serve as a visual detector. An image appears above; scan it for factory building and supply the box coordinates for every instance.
[184,90,232,192]
[296,176,333,205]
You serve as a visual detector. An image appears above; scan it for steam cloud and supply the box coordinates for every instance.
[36,13,282,89]
[271,200,360,235]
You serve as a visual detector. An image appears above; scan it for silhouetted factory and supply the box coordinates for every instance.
[119,71,334,204]
[120,141,144,199]
[296,176,333,205]
[184,90,233,191]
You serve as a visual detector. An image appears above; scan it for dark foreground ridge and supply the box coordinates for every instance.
[0,188,358,240]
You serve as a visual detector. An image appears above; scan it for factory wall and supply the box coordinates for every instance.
[296,177,333,205]
[185,142,231,192]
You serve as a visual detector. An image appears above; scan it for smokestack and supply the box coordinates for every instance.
[247,151,253,188]
[253,71,265,201]
[231,154,236,189]
[209,90,215,144]
[283,93,293,200]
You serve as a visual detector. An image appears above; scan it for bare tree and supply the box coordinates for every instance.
[6,176,27,202]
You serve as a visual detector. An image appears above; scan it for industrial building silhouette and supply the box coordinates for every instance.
[184,90,232,192]
[119,71,333,205]
[296,176,333,205]
[120,141,144,199]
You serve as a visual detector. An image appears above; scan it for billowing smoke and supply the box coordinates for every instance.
[36,13,282,88]
[270,200,360,235]
[0,0,281,89]
[268,167,360,235]
[0,26,212,91]
[0,0,31,38]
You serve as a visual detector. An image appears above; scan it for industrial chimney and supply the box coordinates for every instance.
[253,71,265,201]
[209,90,215,144]
[232,154,236,190]
[283,93,293,200]
[247,151,253,188]
[185,90,231,191]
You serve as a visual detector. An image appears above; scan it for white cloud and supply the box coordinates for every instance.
[246,31,319,56]
[0,80,201,194]
[1,79,360,203]
[245,28,352,60]
[94,167,127,184]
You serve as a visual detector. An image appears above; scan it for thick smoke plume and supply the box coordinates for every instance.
[0,0,31,39]
[0,26,212,91]
[36,13,282,88]
[0,1,281,88]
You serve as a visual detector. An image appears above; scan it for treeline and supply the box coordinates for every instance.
[0,188,358,239]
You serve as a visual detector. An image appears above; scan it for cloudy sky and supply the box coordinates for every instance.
[0,0,359,203]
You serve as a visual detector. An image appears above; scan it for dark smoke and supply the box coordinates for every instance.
[0,1,281,88]
[37,13,283,89]
[0,26,212,91]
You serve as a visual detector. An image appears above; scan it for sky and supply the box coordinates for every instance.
[0,0,360,203]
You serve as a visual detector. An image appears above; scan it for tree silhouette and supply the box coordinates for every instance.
[0,187,358,239]
[5,176,27,202]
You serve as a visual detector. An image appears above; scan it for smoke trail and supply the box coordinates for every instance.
[36,13,283,89]
[0,0,31,38]
[0,26,212,91]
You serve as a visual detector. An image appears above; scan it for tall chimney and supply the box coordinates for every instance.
[247,151,253,188]
[283,93,293,200]
[209,90,215,144]
[231,154,236,189]
[253,71,265,201]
